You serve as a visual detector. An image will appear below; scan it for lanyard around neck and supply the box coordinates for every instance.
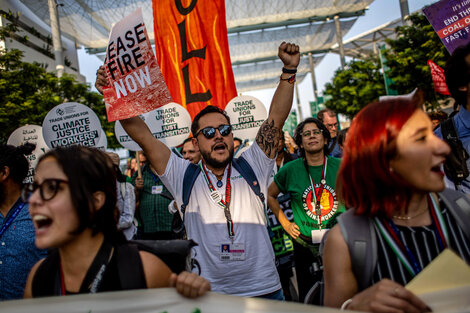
[59,241,114,295]
[304,156,328,226]
[0,198,26,239]
[374,193,448,277]
[200,161,234,240]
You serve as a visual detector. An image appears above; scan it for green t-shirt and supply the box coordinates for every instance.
[274,157,345,237]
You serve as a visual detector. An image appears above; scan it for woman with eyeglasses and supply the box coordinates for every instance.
[267,117,345,303]
[323,95,470,312]
[22,145,210,298]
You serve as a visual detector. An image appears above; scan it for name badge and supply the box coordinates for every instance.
[152,185,163,194]
[210,191,226,209]
[311,229,329,244]
[220,243,245,261]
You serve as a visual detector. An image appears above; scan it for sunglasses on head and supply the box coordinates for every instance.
[196,125,232,139]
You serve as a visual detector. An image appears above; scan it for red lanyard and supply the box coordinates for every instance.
[200,161,234,240]
[305,156,327,226]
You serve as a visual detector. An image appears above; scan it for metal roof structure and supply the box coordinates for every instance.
[17,0,375,92]
[330,17,403,59]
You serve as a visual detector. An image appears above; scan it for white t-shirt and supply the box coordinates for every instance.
[159,142,281,296]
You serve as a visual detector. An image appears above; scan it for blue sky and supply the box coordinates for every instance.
[77,0,439,118]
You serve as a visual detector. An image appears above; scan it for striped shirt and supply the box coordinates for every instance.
[372,200,470,286]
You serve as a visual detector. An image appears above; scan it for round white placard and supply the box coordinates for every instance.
[42,102,102,149]
[225,95,267,141]
[7,125,49,183]
[145,102,192,148]
[95,129,108,151]
[115,118,144,152]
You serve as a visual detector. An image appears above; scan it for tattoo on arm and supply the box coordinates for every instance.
[256,119,281,158]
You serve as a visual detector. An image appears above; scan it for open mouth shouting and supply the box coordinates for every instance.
[32,214,53,235]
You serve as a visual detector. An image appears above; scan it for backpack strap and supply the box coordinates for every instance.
[439,188,470,241]
[232,156,265,202]
[337,209,377,292]
[116,243,146,290]
[440,118,470,187]
[176,163,201,233]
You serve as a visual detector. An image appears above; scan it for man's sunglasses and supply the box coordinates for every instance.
[195,125,232,139]
[21,179,69,202]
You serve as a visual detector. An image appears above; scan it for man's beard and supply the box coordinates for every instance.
[201,145,234,170]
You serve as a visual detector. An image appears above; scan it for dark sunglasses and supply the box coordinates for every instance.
[21,179,69,202]
[195,125,232,139]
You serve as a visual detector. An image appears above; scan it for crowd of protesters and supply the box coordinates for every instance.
[0,39,469,313]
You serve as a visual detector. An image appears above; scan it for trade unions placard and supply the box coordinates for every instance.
[153,0,237,119]
[103,8,172,122]
[225,95,267,141]
[146,102,192,147]
[42,102,102,149]
[424,0,470,54]
[7,125,49,183]
[115,115,147,151]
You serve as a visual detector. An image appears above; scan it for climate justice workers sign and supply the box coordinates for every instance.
[42,102,102,149]
[103,8,172,122]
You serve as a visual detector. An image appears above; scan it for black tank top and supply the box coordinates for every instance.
[32,242,146,297]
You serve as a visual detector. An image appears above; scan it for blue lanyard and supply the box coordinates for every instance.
[148,167,160,185]
[0,198,26,239]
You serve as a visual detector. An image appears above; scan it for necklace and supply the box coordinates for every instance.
[215,174,224,188]
[392,206,428,220]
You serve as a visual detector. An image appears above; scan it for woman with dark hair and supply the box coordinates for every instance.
[268,117,345,302]
[22,146,209,298]
[323,97,470,312]
[0,143,47,300]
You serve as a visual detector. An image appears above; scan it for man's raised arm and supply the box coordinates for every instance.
[95,66,170,175]
[256,42,299,159]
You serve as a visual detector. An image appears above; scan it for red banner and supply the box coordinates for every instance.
[427,60,451,96]
[152,0,237,119]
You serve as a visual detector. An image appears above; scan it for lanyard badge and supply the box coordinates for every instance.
[305,156,328,227]
[200,161,234,242]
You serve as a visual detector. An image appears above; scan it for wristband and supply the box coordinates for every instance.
[280,74,296,84]
[282,67,297,74]
[340,298,353,310]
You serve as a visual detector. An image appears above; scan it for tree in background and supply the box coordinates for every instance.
[384,13,450,106]
[0,15,118,147]
[323,57,385,118]
[324,13,450,117]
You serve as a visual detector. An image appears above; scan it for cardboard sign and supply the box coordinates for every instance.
[7,125,49,183]
[423,0,470,54]
[42,102,102,149]
[225,95,267,141]
[103,8,172,122]
[146,102,192,147]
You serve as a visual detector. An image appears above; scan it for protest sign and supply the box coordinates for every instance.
[103,8,172,122]
[423,0,470,54]
[114,115,147,151]
[153,0,237,119]
[225,95,267,140]
[428,60,451,95]
[42,102,102,149]
[145,102,192,148]
[7,125,49,183]
[95,129,108,150]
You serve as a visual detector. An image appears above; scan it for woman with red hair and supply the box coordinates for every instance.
[323,96,470,312]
